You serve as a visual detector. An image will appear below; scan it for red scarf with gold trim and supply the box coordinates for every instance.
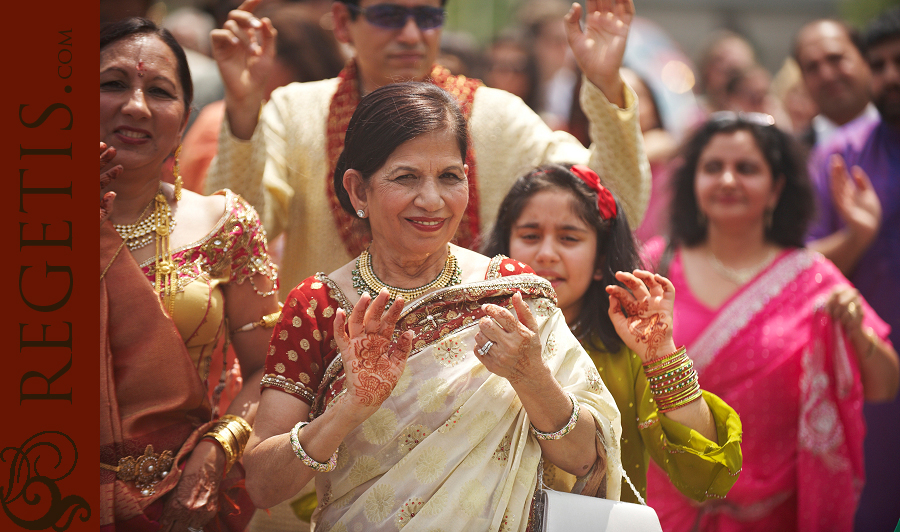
[325,60,483,258]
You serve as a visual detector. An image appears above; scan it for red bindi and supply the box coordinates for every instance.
[137,60,145,77]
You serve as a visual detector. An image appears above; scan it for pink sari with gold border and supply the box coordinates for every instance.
[643,242,886,532]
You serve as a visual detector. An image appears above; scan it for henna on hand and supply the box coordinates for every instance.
[348,333,399,407]
[158,470,220,532]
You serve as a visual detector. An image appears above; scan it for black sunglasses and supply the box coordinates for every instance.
[345,3,445,30]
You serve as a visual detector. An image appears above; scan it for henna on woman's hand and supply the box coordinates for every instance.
[349,333,398,406]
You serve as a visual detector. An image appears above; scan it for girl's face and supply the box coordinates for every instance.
[508,188,600,324]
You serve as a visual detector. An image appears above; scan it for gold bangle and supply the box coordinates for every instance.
[203,430,237,474]
[231,305,283,334]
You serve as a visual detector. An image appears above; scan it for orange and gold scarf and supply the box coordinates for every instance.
[325,60,483,258]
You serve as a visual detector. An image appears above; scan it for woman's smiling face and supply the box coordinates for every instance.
[99,33,187,175]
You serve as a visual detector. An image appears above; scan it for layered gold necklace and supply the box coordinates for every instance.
[352,247,462,305]
[112,198,176,251]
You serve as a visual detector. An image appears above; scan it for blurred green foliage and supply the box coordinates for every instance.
[839,0,900,28]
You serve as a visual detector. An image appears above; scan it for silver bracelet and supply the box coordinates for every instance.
[289,421,338,473]
[530,392,579,440]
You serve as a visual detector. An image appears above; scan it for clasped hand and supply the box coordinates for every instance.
[334,289,413,414]
[606,270,677,363]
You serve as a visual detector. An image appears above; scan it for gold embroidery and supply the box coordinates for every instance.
[278,330,288,341]
[109,444,174,496]
[287,350,298,361]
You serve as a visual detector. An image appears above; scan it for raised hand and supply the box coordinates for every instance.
[334,289,413,412]
[474,292,544,385]
[563,0,635,106]
[829,154,881,246]
[606,270,677,362]
[100,142,122,223]
[209,0,277,139]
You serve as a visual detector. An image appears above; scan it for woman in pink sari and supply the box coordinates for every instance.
[642,112,898,532]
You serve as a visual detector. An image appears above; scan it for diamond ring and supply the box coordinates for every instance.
[478,340,494,356]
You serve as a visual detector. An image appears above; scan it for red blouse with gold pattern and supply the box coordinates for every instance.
[261,257,537,411]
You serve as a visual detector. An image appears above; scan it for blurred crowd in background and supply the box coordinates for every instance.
[100,1,900,530]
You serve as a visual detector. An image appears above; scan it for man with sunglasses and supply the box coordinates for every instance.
[207,0,650,293]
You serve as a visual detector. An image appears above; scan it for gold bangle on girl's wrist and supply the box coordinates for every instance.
[864,328,878,359]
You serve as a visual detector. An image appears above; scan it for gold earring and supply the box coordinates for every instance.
[173,144,183,201]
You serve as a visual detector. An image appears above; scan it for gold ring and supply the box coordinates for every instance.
[847,302,858,318]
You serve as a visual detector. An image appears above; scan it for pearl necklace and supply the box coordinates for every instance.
[352,247,461,305]
[707,248,776,285]
[112,198,176,251]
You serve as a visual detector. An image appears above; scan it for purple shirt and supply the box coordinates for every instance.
[807,116,900,346]
[806,116,900,532]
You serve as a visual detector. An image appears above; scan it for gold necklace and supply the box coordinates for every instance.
[113,196,176,251]
[707,248,776,285]
[352,247,462,305]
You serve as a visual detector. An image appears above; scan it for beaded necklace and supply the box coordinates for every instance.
[352,247,461,305]
[707,248,776,285]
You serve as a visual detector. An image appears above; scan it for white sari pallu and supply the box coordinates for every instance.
[306,264,623,531]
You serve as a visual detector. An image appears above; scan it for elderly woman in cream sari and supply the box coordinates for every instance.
[241,82,663,530]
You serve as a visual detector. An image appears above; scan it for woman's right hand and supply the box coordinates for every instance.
[334,289,414,416]
[100,142,122,223]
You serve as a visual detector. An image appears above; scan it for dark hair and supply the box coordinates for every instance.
[667,117,815,248]
[793,19,865,63]
[263,5,345,83]
[863,6,900,51]
[100,17,194,112]
[481,164,640,353]
[333,82,468,215]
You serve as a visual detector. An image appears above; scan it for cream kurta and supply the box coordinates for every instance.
[206,77,649,292]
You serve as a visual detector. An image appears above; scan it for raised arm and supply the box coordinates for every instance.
[242,290,413,508]
[808,154,882,277]
[563,0,633,107]
[209,0,276,141]
[606,270,718,442]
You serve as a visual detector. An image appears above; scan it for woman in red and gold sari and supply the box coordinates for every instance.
[99,18,280,531]
[242,82,673,531]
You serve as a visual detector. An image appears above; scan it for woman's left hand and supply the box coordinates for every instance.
[563,0,634,106]
[158,440,225,532]
[606,270,677,363]
[474,292,545,385]
[824,285,865,332]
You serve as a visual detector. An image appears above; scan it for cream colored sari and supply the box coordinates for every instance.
[310,265,622,531]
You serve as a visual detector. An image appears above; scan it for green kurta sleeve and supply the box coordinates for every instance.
[587,341,742,504]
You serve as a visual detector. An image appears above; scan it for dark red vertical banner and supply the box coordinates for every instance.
[2,1,98,530]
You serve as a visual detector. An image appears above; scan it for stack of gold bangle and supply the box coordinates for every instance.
[203,414,252,474]
[643,346,703,413]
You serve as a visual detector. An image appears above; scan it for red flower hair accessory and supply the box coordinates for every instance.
[570,164,617,220]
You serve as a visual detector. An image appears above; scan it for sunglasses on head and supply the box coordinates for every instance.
[345,3,445,30]
[709,111,776,127]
